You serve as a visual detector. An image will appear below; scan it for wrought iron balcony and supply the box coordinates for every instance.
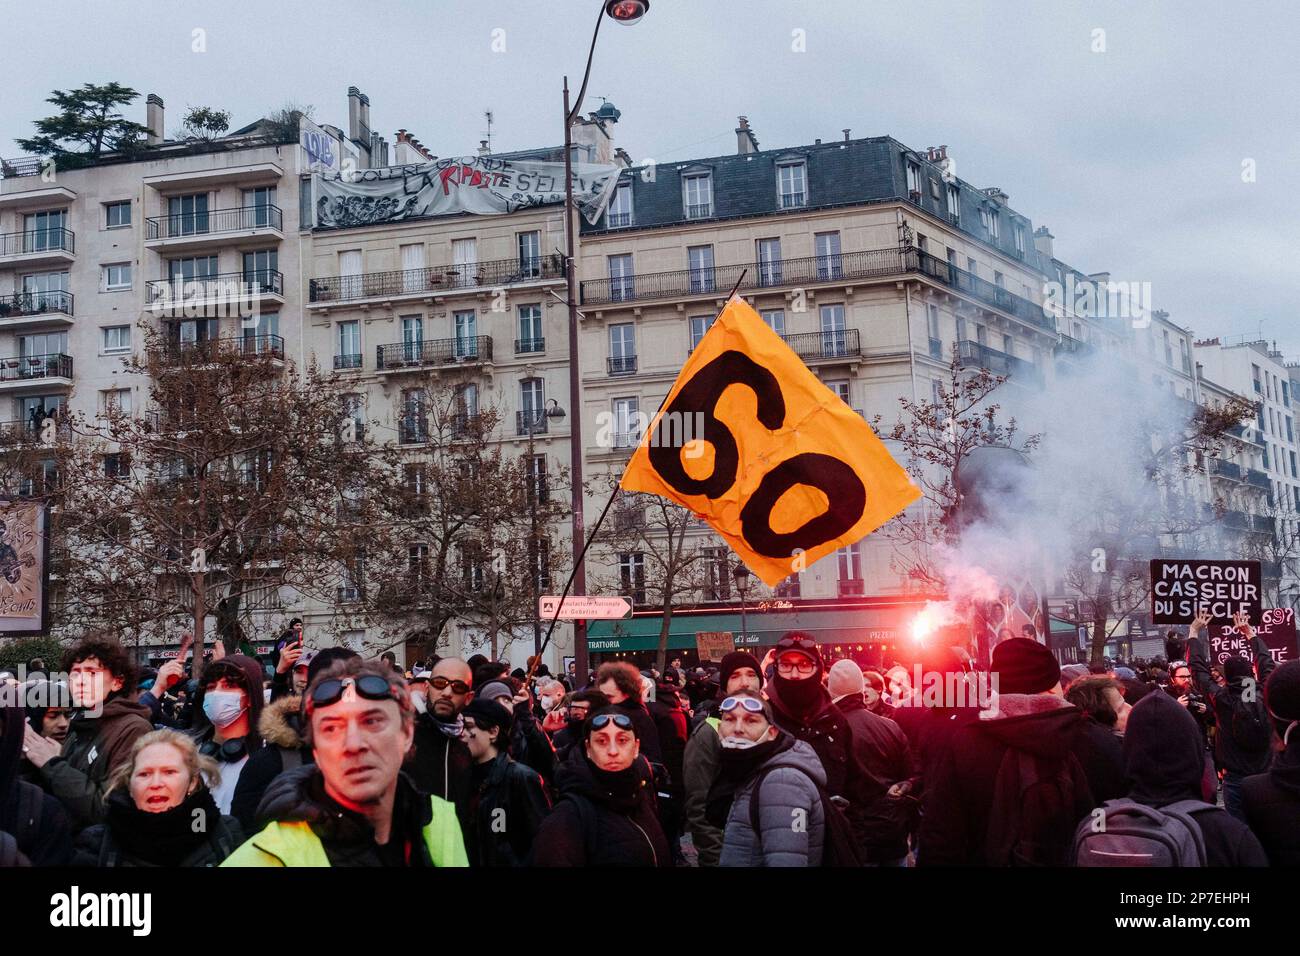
[1245,467,1272,490]
[146,270,283,305]
[685,202,713,220]
[156,334,285,363]
[0,228,75,256]
[333,353,363,370]
[780,330,861,362]
[581,246,1054,333]
[376,336,493,370]
[607,212,633,227]
[608,355,638,375]
[1211,459,1244,481]
[956,340,1044,387]
[778,191,807,209]
[0,290,73,318]
[145,204,282,240]
[515,337,545,354]
[0,352,73,381]
[309,254,564,304]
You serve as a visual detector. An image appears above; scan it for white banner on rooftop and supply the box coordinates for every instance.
[313,155,620,228]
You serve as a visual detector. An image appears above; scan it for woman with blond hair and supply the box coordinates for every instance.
[73,728,244,867]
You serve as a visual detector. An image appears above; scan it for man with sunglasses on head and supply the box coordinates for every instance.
[532,707,672,866]
[409,657,476,829]
[223,657,467,867]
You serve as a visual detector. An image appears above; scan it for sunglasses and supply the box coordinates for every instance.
[309,675,395,709]
[719,696,765,714]
[589,713,634,732]
[428,676,471,694]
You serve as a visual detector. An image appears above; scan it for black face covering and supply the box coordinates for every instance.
[772,673,823,714]
[588,761,643,811]
[706,733,794,828]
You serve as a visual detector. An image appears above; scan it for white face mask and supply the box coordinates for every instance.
[540,696,557,712]
[203,690,247,730]
[719,734,763,750]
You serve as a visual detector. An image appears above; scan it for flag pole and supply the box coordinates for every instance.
[528,273,749,681]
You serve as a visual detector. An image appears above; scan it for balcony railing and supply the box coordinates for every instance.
[0,417,71,442]
[580,246,1054,332]
[956,340,1044,387]
[780,330,861,362]
[779,191,807,209]
[0,228,75,257]
[333,353,363,370]
[1211,459,1243,481]
[685,202,713,220]
[838,578,865,596]
[147,270,283,304]
[517,410,548,436]
[0,290,73,318]
[157,335,285,363]
[309,254,564,304]
[612,432,640,449]
[607,212,633,227]
[398,416,428,444]
[1245,467,1271,490]
[608,355,638,375]
[515,337,545,354]
[1252,514,1275,533]
[146,204,282,240]
[928,336,942,359]
[0,353,73,382]
[376,336,493,370]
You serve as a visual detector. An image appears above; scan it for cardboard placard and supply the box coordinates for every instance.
[1207,607,1298,667]
[695,631,736,662]
[1149,559,1261,625]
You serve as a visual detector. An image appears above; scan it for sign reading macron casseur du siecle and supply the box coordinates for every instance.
[1149,558,1262,626]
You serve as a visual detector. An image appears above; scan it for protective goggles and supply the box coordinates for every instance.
[309,675,394,710]
[428,676,471,694]
[719,696,766,714]
[776,634,819,654]
[589,713,634,732]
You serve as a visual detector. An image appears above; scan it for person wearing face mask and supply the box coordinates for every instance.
[22,637,153,832]
[532,707,671,867]
[1242,660,1300,866]
[710,690,826,867]
[231,648,359,834]
[72,729,243,867]
[190,655,266,817]
[534,678,564,722]
[459,699,551,866]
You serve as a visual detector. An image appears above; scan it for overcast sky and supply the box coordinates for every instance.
[3,0,1297,353]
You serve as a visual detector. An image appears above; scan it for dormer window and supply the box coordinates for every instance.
[607,181,634,227]
[906,160,921,196]
[682,171,713,219]
[777,160,807,208]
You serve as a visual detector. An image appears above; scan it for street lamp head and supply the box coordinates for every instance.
[545,399,567,421]
[732,562,752,590]
[605,0,649,25]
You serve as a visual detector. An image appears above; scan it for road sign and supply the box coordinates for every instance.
[540,595,633,621]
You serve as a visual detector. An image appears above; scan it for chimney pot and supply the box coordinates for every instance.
[843,128,850,142]
[146,94,165,146]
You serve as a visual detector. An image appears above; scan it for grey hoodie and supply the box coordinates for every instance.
[719,737,827,867]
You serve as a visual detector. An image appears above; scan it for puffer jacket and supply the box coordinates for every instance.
[231,694,313,833]
[719,737,827,867]
[37,695,153,831]
[531,749,672,867]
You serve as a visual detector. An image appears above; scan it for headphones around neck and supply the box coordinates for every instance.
[201,736,248,762]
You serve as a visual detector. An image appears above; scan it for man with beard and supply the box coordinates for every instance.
[409,657,475,827]
[763,632,884,863]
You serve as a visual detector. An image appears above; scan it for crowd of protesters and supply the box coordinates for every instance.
[2,610,1297,867]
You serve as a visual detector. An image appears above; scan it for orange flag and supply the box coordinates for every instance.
[620,296,921,586]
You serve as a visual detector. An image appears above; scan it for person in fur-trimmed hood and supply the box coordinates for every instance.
[917,638,1097,866]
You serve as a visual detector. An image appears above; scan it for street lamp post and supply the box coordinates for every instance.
[527,399,566,659]
[563,0,650,686]
[733,563,752,645]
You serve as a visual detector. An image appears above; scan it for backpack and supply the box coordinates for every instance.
[985,748,1092,866]
[747,763,868,867]
[1073,799,1207,866]
[1227,694,1272,753]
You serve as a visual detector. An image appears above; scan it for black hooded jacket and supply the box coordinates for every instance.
[531,749,671,867]
[917,694,1096,866]
[1,703,73,865]
[74,787,243,867]
[1241,728,1300,866]
[230,694,314,833]
[409,711,475,828]
[464,751,551,867]
[1188,635,1276,776]
[1124,690,1268,866]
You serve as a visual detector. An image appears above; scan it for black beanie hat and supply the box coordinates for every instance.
[463,698,513,737]
[1223,656,1255,682]
[991,637,1060,695]
[1265,660,1300,724]
[718,651,764,691]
